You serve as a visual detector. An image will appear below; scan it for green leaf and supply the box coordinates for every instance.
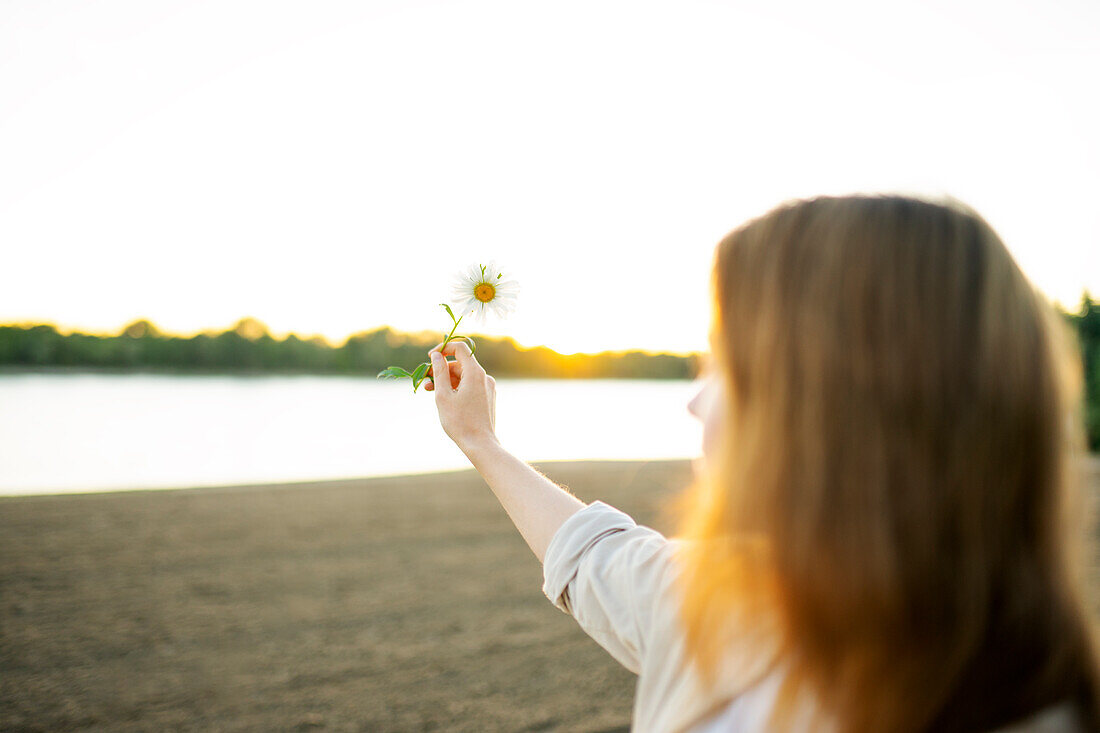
[439,303,457,324]
[411,362,430,391]
[377,365,412,379]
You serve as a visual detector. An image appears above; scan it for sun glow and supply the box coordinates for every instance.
[1,1,1096,355]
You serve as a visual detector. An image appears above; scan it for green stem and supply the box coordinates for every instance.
[441,314,464,349]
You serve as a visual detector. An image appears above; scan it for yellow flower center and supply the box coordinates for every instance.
[474,283,496,303]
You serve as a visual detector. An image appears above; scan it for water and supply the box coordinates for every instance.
[0,374,703,495]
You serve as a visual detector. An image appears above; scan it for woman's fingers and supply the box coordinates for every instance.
[451,340,478,367]
[430,339,476,361]
[427,344,463,383]
[427,356,462,387]
[426,341,481,390]
[424,367,460,391]
[441,340,482,376]
[425,341,498,448]
[428,351,453,398]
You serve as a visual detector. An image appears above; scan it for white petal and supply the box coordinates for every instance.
[455,266,478,289]
[471,302,489,324]
[451,285,472,304]
[453,298,477,316]
[488,300,513,319]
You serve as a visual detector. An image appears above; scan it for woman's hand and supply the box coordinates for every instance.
[425,340,584,564]
[425,340,497,450]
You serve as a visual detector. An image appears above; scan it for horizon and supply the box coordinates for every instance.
[4,283,1099,358]
[0,315,709,357]
[2,1,1098,355]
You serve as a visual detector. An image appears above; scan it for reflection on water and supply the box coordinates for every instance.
[0,374,702,495]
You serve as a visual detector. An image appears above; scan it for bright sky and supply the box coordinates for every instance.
[1,0,1097,356]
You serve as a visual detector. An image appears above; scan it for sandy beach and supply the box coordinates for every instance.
[1,459,697,732]
[3,457,1098,732]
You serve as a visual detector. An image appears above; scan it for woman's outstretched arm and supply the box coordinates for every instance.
[426,341,586,564]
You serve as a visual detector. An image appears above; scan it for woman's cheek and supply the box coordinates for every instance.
[699,380,724,472]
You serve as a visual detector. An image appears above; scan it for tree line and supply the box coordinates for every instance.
[0,317,700,380]
[1070,294,1100,451]
[2,294,1098,449]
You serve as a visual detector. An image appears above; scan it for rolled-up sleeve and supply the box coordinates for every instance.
[541,500,680,675]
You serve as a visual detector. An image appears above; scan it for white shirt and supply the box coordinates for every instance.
[541,500,1083,733]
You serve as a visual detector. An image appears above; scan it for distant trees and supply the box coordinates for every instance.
[2,294,1098,450]
[0,319,701,381]
[1063,293,1100,451]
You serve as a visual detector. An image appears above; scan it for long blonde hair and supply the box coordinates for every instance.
[666,194,1100,731]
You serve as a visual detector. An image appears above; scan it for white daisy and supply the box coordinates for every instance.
[451,261,520,324]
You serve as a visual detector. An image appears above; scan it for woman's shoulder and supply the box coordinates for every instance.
[632,548,795,732]
[541,500,690,674]
[540,500,798,730]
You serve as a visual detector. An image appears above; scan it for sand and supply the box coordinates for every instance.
[1,459,695,732]
[3,457,1097,733]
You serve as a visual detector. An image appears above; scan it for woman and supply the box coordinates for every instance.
[423,194,1100,732]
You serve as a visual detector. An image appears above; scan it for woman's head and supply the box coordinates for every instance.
[674,194,1098,731]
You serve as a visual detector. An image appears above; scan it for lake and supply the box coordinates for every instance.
[0,373,703,495]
